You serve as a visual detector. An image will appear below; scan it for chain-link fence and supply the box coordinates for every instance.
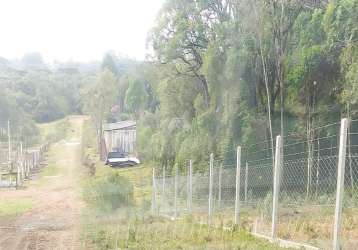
[153,118,358,250]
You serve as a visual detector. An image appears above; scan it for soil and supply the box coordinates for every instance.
[0,116,86,250]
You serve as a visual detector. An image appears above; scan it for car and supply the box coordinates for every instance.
[105,151,140,168]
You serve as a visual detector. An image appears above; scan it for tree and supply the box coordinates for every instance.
[124,78,148,117]
[150,0,211,106]
[82,69,118,155]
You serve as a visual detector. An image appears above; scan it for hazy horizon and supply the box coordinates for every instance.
[0,0,164,63]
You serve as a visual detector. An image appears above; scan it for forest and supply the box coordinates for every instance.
[1,0,357,173]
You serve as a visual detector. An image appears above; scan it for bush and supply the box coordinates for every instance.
[83,171,134,212]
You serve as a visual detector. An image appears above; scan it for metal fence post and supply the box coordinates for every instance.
[333,118,348,250]
[188,160,193,213]
[151,168,157,215]
[272,135,282,238]
[208,153,214,225]
[245,161,248,203]
[174,164,178,219]
[218,163,222,208]
[235,146,241,225]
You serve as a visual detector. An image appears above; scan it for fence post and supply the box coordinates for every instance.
[162,165,166,214]
[235,146,241,225]
[245,161,248,203]
[16,158,20,188]
[20,142,24,185]
[162,166,166,195]
[218,163,222,208]
[208,153,214,225]
[333,118,348,250]
[271,135,282,238]
[188,160,193,213]
[151,168,157,215]
[174,164,178,219]
[7,120,11,171]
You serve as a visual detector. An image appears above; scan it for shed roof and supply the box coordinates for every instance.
[103,120,136,131]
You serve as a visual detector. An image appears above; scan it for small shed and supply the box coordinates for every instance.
[103,120,136,155]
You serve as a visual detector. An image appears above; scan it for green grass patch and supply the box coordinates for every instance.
[40,163,60,177]
[38,117,71,143]
[81,215,292,250]
[0,199,34,217]
[82,171,134,212]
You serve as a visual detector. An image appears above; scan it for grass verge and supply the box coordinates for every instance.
[0,199,34,217]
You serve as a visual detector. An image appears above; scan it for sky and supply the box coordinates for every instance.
[0,0,164,62]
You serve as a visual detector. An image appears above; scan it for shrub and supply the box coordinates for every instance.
[83,171,134,212]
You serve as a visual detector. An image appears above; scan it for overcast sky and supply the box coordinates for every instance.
[0,0,164,62]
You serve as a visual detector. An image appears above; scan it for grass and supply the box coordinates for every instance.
[79,119,291,249]
[81,213,292,250]
[38,117,71,143]
[0,199,34,217]
[80,163,291,249]
[36,145,63,186]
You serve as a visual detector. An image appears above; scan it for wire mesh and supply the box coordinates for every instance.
[153,118,358,249]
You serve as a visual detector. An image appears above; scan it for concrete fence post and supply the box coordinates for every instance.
[162,166,166,196]
[162,165,165,213]
[333,118,348,250]
[174,165,178,219]
[235,146,241,225]
[16,158,20,188]
[208,153,214,226]
[151,168,157,215]
[271,135,282,238]
[20,142,24,185]
[188,160,193,213]
[244,161,248,203]
[218,163,223,208]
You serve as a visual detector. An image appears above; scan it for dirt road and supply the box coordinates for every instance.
[0,116,86,250]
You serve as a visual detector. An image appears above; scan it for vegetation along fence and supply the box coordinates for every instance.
[152,118,358,250]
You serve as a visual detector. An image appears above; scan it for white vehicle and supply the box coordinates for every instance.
[105,152,140,168]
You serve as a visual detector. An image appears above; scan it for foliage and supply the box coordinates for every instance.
[82,215,292,250]
[130,0,358,173]
[82,171,134,212]
[0,56,97,144]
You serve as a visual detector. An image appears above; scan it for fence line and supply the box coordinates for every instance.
[0,142,48,188]
[153,118,358,250]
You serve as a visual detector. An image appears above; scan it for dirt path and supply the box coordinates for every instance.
[0,116,86,250]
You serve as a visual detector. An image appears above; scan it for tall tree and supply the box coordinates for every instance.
[82,69,118,155]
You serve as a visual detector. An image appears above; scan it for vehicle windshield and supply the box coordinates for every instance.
[107,152,125,158]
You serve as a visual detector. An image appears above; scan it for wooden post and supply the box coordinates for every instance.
[188,160,193,213]
[235,146,241,225]
[208,153,214,225]
[218,163,222,208]
[272,135,282,238]
[245,161,248,203]
[333,118,348,250]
